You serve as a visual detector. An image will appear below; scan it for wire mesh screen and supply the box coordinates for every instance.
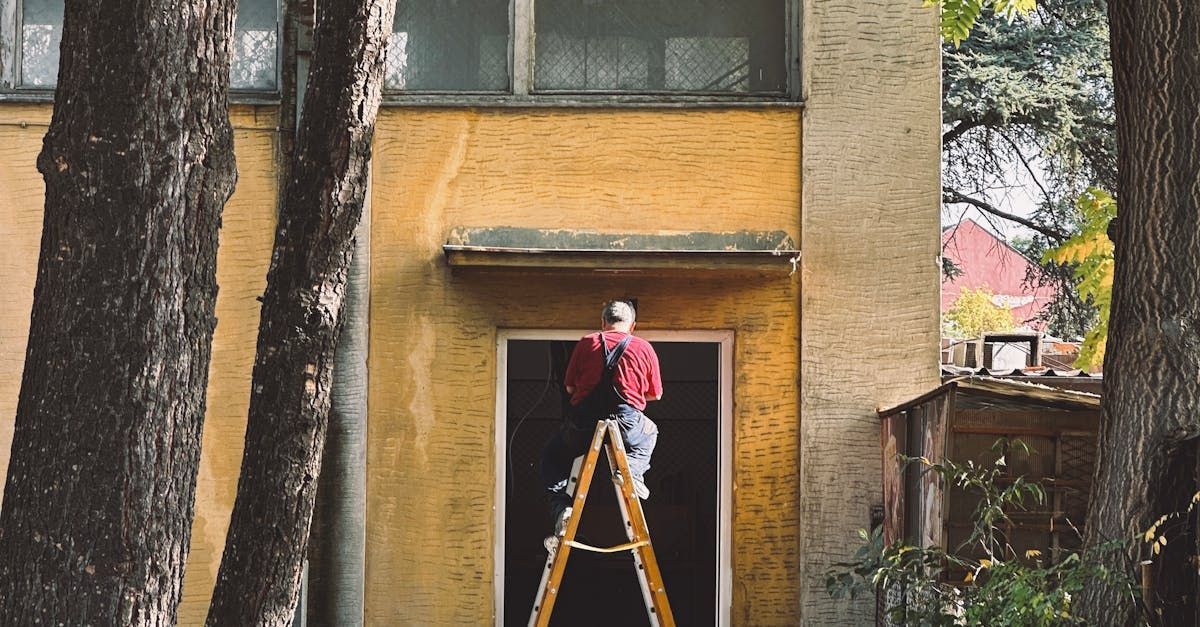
[534,0,788,93]
[19,0,63,87]
[230,0,278,90]
[386,0,509,92]
[1059,435,1095,530]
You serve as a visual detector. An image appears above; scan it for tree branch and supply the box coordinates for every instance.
[943,188,1069,242]
[943,119,983,145]
[997,131,1053,207]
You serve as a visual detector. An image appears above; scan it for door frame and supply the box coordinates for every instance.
[493,329,735,626]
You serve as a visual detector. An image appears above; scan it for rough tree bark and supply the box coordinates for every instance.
[205,0,393,623]
[1081,1,1200,623]
[0,1,237,624]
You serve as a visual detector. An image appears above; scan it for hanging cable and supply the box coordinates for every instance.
[507,341,557,493]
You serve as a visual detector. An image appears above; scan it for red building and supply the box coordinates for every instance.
[941,219,1054,330]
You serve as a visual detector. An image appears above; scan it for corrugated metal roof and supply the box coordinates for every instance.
[941,365,1101,378]
[878,375,1101,417]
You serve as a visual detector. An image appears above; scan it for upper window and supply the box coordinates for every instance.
[19,0,61,87]
[386,0,510,92]
[534,0,788,94]
[230,0,280,91]
[8,0,279,92]
[387,0,792,97]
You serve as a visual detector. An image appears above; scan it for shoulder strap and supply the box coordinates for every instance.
[604,334,633,372]
[599,332,633,370]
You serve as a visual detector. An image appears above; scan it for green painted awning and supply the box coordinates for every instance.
[443,227,799,274]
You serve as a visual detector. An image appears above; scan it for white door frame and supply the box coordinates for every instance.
[494,329,734,627]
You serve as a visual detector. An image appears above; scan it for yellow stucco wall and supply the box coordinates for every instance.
[366,108,803,624]
[0,104,277,626]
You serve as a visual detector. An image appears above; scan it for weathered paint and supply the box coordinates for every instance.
[798,0,942,621]
[366,108,803,624]
[0,103,278,626]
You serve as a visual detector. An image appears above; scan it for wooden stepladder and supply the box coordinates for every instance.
[528,419,676,627]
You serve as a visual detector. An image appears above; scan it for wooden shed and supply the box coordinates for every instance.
[876,377,1102,565]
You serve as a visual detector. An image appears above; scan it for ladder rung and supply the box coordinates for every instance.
[563,539,649,554]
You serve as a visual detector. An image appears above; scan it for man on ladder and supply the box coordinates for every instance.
[540,299,663,549]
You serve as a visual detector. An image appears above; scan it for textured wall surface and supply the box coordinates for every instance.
[366,108,803,624]
[798,0,941,623]
[0,20,940,619]
[0,104,278,626]
[0,104,48,483]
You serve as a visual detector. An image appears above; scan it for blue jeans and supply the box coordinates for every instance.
[540,403,659,523]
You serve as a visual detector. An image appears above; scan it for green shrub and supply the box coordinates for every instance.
[826,443,1135,625]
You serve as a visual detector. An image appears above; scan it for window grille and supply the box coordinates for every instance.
[385,0,509,92]
[230,0,279,91]
[11,0,279,91]
[533,0,787,94]
[19,0,61,87]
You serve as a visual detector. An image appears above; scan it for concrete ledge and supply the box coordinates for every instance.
[443,227,800,274]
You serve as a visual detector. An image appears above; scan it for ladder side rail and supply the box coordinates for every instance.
[529,421,609,627]
[604,422,661,627]
[605,421,677,627]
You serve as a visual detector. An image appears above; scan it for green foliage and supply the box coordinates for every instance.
[941,0,1114,340]
[944,287,1016,338]
[926,0,1036,46]
[827,445,1137,625]
[1043,188,1115,369]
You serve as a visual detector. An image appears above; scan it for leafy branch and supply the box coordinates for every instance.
[926,0,1037,46]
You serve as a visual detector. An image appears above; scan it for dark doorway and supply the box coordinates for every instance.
[502,338,721,626]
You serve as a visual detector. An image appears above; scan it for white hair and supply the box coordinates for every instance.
[601,300,636,325]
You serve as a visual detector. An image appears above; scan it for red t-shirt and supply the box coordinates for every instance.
[564,331,663,411]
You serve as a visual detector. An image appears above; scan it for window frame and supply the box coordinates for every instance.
[0,0,284,102]
[493,329,736,626]
[384,0,803,105]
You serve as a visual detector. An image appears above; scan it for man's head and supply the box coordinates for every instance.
[601,300,636,332]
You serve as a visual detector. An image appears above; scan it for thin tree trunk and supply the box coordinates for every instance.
[0,1,237,624]
[205,0,393,623]
[1081,1,1200,623]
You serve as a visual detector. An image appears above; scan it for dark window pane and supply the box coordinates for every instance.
[20,0,278,91]
[20,0,63,87]
[535,0,787,94]
[231,0,279,90]
[387,0,510,92]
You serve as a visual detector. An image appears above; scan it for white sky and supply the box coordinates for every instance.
[942,159,1042,243]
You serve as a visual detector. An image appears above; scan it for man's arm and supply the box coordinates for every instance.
[646,344,664,402]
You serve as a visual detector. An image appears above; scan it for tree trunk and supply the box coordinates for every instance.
[0,1,237,624]
[205,0,393,623]
[1081,1,1200,623]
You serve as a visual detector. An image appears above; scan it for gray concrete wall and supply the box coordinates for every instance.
[799,1,942,622]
